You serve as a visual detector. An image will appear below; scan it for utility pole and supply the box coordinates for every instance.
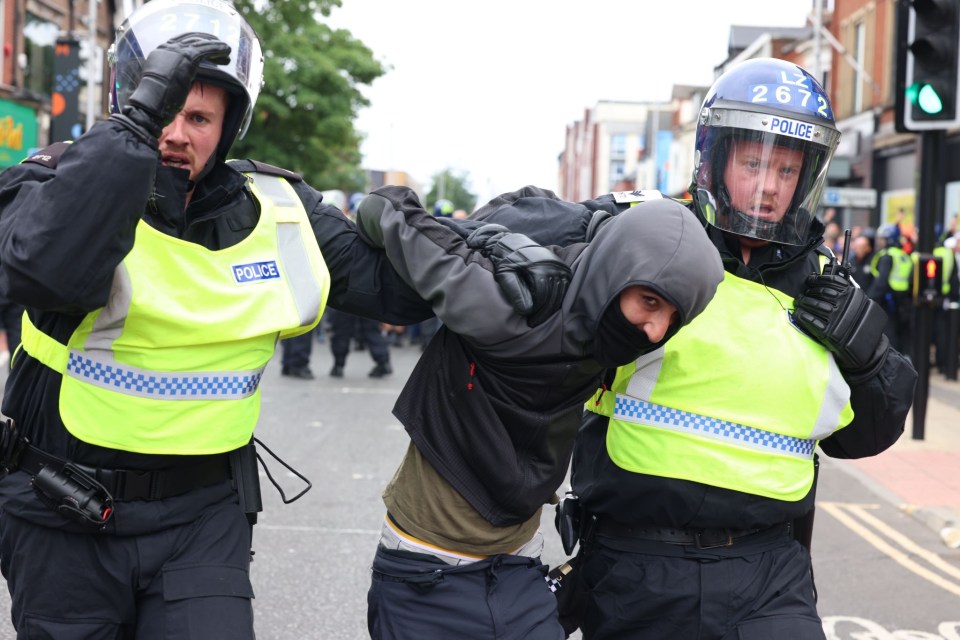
[813,0,822,81]
[86,0,97,131]
[911,130,945,439]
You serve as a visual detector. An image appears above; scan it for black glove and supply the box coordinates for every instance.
[466,224,571,327]
[118,33,231,139]
[465,223,510,250]
[793,273,890,381]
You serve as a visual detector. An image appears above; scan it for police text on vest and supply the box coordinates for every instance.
[232,261,281,285]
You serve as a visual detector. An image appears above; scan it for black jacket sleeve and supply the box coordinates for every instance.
[291,181,433,326]
[0,121,158,314]
[355,186,529,343]
[818,346,916,458]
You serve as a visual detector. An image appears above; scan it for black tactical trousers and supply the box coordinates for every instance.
[579,537,824,639]
[0,489,254,639]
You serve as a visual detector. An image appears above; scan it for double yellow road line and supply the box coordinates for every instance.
[819,501,960,598]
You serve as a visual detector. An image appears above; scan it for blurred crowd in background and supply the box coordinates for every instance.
[830,208,959,375]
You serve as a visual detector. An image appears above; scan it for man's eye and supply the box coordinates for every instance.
[191,114,208,124]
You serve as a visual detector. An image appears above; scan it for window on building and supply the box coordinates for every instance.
[24,13,59,99]
[610,133,626,160]
[610,160,625,187]
[852,21,865,114]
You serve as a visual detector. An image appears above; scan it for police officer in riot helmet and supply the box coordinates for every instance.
[0,0,452,636]
[691,62,836,250]
[567,58,917,639]
[109,0,258,192]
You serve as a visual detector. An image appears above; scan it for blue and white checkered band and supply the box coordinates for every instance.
[613,396,816,459]
[232,260,281,285]
[66,352,263,400]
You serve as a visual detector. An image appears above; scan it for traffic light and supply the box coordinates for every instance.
[913,252,944,304]
[895,0,960,132]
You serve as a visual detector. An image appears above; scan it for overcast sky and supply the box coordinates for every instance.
[326,1,815,203]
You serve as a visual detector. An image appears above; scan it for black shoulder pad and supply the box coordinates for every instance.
[227,158,303,182]
[22,141,72,169]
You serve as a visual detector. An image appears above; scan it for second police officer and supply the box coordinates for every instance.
[566,59,917,638]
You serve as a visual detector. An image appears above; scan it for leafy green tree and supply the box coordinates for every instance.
[425,168,477,214]
[230,0,382,193]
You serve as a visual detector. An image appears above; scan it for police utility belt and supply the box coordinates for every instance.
[556,492,792,554]
[593,519,794,550]
[0,419,233,528]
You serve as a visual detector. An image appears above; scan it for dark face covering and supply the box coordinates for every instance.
[592,297,659,368]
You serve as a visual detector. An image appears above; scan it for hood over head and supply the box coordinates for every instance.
[563,198,724,364]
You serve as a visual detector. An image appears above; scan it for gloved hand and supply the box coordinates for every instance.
[793,273,890,381]
[465,223,510,250]
[117,33,231,140]
[466,224,571,327]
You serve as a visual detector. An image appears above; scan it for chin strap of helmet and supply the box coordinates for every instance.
[191,152,219,186]
[728,208,782,239]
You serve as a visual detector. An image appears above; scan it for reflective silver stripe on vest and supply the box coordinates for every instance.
[613,396,817,459]
[252,174,322,327]
[85,264,134,353]
[812,353,849,441]
[66,352,264,399]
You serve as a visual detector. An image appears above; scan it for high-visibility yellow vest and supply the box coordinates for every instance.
[870,247,912,292]
[585,272,853,502]
[20,173,329,455]
[934,246,954,295]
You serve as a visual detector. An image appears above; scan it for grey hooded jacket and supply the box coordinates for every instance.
[357,185,723,526]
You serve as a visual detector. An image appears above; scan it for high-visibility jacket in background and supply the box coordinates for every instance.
[870,246,912,292]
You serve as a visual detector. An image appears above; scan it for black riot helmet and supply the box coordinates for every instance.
[691,58,841,245]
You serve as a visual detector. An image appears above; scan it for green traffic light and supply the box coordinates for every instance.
[918,83,945,114]
[907,82,946,115]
